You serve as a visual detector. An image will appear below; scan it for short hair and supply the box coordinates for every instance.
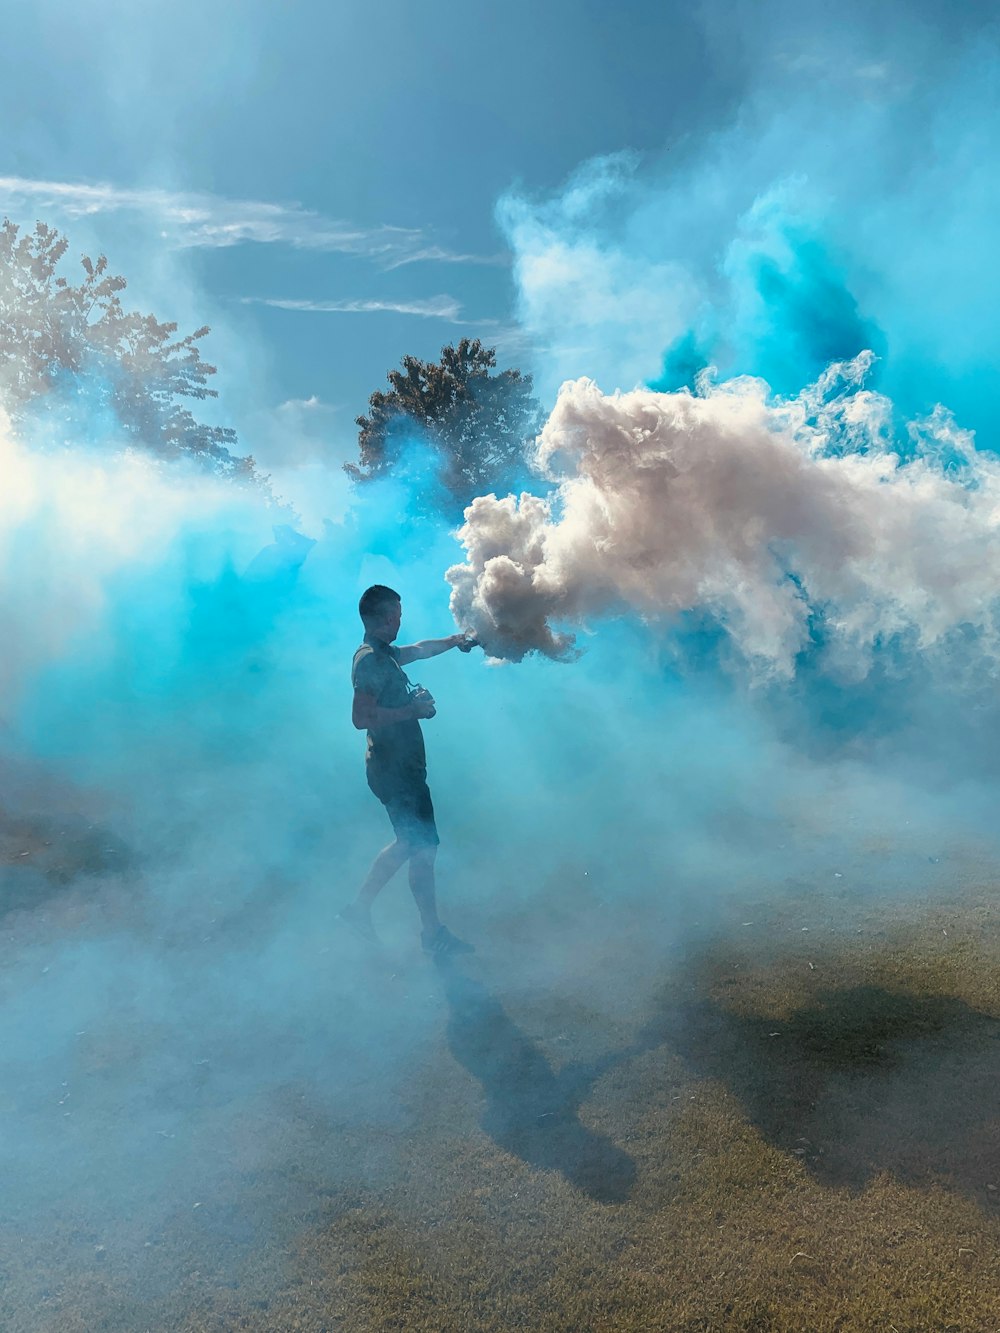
[359,584,401,626]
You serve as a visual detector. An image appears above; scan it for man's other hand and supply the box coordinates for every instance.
[411,687,437,719]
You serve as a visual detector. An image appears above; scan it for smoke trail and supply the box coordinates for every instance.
[447,355,1000,678]
[475,32,1000,682]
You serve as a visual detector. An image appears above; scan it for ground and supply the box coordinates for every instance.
[1,808,999,1332]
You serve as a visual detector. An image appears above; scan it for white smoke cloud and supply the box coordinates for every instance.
[498,154,700,400]
[447,356,1000,679]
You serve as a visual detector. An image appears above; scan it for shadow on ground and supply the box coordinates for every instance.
[652,983,1000,1204]
[437,961,637,1204]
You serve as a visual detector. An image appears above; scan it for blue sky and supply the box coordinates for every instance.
[0,0,995,493]
[0,0,732,409]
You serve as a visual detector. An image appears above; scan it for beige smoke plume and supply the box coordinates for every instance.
[447,356,1000,678]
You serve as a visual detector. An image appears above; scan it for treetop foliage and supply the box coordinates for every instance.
[349,338,543,511]
[0,218,256,479]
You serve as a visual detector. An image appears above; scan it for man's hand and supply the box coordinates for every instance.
[410,686,436,719]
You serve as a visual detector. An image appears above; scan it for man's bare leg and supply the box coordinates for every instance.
[410,847,474,955]
[408,846,441,935]
[339,838,409,941]
[358,838,410,910]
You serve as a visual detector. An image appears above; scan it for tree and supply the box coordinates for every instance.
[348,338,543,510]
[0,218,257,479]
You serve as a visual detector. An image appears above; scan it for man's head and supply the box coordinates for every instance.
[359,584,402,641]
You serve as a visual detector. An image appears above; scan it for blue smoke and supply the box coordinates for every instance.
[1,375,992,1312]
[502,35,1000,450]
[721,206,887,396]
[652,207,885,398]
[4,13,1000,1320]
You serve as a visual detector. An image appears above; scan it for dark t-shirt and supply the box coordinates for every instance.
[351,635,427,780]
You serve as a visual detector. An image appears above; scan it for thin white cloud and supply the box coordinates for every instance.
[384,245,508,270]
[855,62,890,81]
[276,394,333,413]
[773,50,896,89]
[0,175,500,269]
[241,294,463,320]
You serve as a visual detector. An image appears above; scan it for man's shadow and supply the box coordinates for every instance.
[650,983,1000,1204]
[436,961,637,1204]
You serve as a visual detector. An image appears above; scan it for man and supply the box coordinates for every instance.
[340,584,477,954]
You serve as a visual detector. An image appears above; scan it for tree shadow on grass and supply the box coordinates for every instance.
[656,984,1000,1204]
[436,960,637,1204]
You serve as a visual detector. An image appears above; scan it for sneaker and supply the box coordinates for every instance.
[337,902,380,945]
[421,924,475,956]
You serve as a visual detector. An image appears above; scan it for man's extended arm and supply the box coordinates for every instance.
[397,634,470,666]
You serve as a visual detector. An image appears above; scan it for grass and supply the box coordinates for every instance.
[3,822,1000,1331]
[189,889,1000,1330]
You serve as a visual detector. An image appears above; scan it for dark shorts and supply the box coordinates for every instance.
[366,767,440,849]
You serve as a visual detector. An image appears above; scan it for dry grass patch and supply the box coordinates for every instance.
[169,887,1000,1332]
[4,881,999,1331]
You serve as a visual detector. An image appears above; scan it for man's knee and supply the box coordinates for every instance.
[390,835,425,861]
